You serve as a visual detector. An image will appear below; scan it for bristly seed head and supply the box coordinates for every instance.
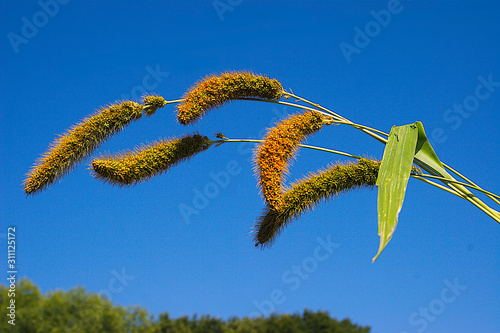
[255,110,330,210]
[23,101,144,195]
[254,158,380,247]
[142,95,167,116]
[176,71,283,125]
[91,134,211,186]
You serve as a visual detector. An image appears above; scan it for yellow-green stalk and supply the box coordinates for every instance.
[24,101,144,195]
[176,71,283,125]
[255,110,331,210]
[91,134,211,186]
[254,158,380,247]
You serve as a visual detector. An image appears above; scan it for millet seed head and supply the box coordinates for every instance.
[142,95,167,116]
[255,110,330,210]
[176,71,283,125]
[91,133,211,186]
[24,101,143,195]
[254,158,380,247]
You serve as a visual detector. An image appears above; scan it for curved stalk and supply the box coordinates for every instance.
[411,175,500,222]
[332,120,390,138]
[236,97,343,121]
[282,92,390,144]
[211,139,362,159]
[415,174,500,200]
[442,162,500,206]
[414,159,500,223]
[410,175,464,198]
[282,91,348,122]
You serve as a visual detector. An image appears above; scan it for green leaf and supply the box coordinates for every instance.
[373,123,419,262]
[413,121,454,180]
[414,122,479,200]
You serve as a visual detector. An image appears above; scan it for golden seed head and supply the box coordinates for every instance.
[255,110,328,210]
[142,95,167,116]
[24,101,143,195]
[254,158,380,247]
[91,133,211,186]
[176,71,283,125]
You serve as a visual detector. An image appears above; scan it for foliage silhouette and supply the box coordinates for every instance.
[0,279,371,333]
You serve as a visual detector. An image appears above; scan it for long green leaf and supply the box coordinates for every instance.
[373,123,418,262]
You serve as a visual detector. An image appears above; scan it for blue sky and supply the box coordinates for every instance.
[1,1,499,332]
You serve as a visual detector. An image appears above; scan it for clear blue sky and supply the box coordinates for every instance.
[1,1,499,332]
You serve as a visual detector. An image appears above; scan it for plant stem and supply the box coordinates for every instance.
[410,175,464,198]
[165,99,185,104]
[237,97,342,121]
[282,91,348,121]
[412,175,500,222]
[442,162,500,206]
[211,138,362,160]
[332,120,390,138]
[413,159,500,222]
[415,174,500,200]
[281,92,389,144]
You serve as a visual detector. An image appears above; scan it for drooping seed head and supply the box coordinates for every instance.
[24,101,144,195]
[254,158,380,247]
[177,71,283,125]
[91,134,211,186]
[255,110,330,210]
